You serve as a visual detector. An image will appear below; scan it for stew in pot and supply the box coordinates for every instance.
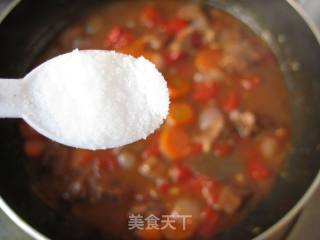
[21,1,291,239]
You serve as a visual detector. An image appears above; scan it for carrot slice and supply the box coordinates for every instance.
[195,48,223,72]
[167,102,194,126]
[166,73,191,99]
[159,127,191,160]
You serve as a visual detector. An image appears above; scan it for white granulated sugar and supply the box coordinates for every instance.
[22,50,169,150]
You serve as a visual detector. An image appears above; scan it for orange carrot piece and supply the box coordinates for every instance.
[159,127,192,160]
[166,73,191,99]
[195,48,223,72]
[167,102,194,126]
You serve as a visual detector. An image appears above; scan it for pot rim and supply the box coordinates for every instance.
[254,0,320,239]
[0,1,319,240]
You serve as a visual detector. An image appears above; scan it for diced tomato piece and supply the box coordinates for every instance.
[163,50,185,64]
[168,102,194,126]
[192,81,219,102]
[197,208,219,238]
[96,151,118,172]
[213,142,232,158]
[140,6,164,28]
[169,165,193,183]
[201,180,222,207]
[195,48,223,72]
[159,127,192,161]
[157,180,170,193]
[246,159,271,181]
[103,26,134,49]
[142,144,160,159]
[223,91,240,112]
[163,18,188,35]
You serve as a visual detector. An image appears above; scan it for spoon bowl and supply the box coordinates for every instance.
[0,50,169,149]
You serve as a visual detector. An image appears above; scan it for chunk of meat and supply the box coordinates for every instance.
[117,151,136,169]
[199,106,224,134]
[260,136,277,159]
[177,4,211,36]
[169,4,216,54]
[229,111,256,138]
[196,106,225,151]
[216,186,242,214]
[169,26,195,53]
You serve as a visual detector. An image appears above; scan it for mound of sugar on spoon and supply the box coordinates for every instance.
[20,50,169,149]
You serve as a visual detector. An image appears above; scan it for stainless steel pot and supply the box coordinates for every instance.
[0,0,319,239]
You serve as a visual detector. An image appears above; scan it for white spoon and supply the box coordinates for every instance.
[0,50,169,150]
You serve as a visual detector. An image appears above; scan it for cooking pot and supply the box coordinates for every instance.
[0,0,320,239]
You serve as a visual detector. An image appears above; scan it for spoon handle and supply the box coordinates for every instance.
[0,78,22,118]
